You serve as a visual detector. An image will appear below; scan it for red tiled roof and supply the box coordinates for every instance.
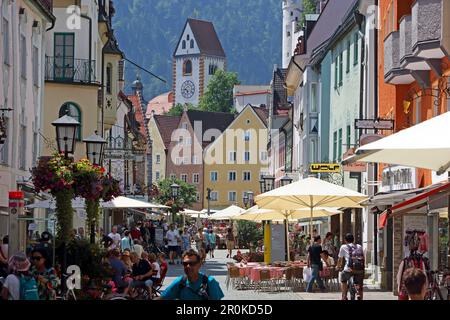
[128,94,148,145]
[174,19,226,57]
[146,92,174,117]
[154,115,181,149]
[235,90,271,97]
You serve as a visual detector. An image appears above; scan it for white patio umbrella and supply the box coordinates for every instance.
[101,196,169,209]
[209,205,245,220]
[255,177,368,261]
[233,205,342,221]
[346,111,450,175]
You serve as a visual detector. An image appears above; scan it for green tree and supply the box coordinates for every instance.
[237,220,263,249]
[156,178,197,221]
[166,103,196,116]
[299,0,318,28]
[199,69,240,113]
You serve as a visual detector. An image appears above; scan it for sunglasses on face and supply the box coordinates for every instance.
[31,256,43,261]
[183,261,199,267]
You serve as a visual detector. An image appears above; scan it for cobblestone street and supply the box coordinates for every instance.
[162,249,397,300]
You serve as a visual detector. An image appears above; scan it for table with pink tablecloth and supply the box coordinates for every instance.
[249,267,287,282]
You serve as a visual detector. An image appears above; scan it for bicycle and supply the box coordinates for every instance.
[343,271,363,300]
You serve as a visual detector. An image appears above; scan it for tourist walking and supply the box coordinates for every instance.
[306,236,326,293]
[165,224,180,265]
[108,226,122,250]
[30,248,59,300]
[226,227,235,259]
[121,230,134,252]
[208,229,216,259]
[159,249,224,300]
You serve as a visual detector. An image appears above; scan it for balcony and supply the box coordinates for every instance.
[400,15,429,71]
[384,31,414,85]
[411,0,445,59]
[45,56,97,84]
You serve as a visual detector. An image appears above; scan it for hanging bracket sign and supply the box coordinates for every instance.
[310,163,341,173]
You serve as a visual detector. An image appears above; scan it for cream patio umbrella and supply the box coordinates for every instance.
[232,205,342,221]
[344,111,450,175]
[209,205,245,220]
[101,196,170,209]
[255,177,368,260]
[233,205,343,261]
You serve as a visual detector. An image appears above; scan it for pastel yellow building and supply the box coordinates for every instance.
[203,105,269,210]
[42,0,123,161]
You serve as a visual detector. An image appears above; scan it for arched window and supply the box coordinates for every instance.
[182,40,186,49]
[59,102,82,140]
[183,59,192,75]
[190,39,194,49]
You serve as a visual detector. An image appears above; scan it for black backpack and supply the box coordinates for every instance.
[178,274,210,300]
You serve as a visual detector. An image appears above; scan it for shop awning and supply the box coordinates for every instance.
[379,181,450,229]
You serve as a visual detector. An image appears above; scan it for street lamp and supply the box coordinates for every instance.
[52,114,80,158]
[261,175,275,193]
[243,192,249,209]
[280,175,293,187]
[83,131,107,166]
[170,183,180,198]
[170,183,180,223]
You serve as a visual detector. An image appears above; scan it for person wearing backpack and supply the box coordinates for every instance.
[337,233,365,300]
[159,249,224,300]
[1,252,39,300]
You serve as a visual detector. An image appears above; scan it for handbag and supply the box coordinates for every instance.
[303,267,312,283]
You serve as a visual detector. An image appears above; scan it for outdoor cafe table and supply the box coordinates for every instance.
[249,266,287,282]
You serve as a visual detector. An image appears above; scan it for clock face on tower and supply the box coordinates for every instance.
[181,80,195,99]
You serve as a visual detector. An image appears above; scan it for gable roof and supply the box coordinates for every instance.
[174,18,226,57]
[252,106,269,127]
[154,115,181,149]
[128,94,148,144]
[272,68,288,112]
[186,110,235,137]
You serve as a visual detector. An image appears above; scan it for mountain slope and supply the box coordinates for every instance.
[113,0,282,100]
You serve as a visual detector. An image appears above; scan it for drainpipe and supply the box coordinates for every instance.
[373,0,379,267]
[356,10,366,246]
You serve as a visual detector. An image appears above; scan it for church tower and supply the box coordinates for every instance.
[173,19,226,106]
[282,0,303,68]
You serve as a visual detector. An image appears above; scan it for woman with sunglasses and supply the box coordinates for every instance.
[30,248,59,300]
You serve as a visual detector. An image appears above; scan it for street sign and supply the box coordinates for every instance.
[355,119,394,130]
[310,163,341,173]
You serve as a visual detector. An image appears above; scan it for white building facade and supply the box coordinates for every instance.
[0,0,54,219]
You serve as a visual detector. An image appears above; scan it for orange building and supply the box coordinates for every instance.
[378,0,450,293]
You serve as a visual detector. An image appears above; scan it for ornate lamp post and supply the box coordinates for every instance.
[83,131,107,166]
[243,192,249,209]
[170,183,180,223]
[82,132,107,244]
[261,175,276,193]
[280,175,293,187]
[51,114,79,298]
[52,115,80,159]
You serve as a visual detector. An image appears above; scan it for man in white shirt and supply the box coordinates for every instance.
[108,226,122,250]
[165,224,180,265]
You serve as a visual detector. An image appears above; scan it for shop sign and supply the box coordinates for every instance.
[355,119,394,130]
[310,163,341,173]
[342,148,367,173]
[381,165,417,193]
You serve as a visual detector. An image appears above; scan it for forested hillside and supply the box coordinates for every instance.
[113,0,282,100]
